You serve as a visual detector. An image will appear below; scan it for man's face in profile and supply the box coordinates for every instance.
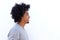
[22,11,30,24]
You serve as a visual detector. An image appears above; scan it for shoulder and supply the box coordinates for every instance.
[8,24,21,37]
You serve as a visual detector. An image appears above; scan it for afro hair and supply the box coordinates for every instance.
[11,3,30,23]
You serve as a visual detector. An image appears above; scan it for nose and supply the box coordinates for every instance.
[29,15,30,18]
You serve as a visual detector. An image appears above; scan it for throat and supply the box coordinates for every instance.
[17,21,26,28]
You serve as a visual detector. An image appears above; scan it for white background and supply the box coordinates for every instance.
[0,0,60,40]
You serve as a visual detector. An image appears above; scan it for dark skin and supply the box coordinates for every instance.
[18,11,30,28]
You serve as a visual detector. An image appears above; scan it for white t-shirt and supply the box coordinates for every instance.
[8,23,28,40]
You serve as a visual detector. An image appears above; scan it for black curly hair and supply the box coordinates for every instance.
[11,3,30,23]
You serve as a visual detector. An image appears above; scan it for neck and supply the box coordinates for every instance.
[18,21,26,28]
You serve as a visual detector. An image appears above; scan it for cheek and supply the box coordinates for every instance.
[23,16,27,21]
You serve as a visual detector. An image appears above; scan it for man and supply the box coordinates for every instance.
[8,3,30,40]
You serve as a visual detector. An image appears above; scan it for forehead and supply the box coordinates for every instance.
[24,11,29,14]
[25,11,28,13]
